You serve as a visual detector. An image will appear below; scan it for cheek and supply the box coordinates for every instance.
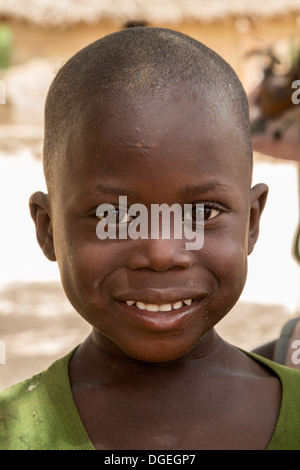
[219,243,248,299]
[57,245,115,333]
[211,237,247,277]
[200,231,248,309]
[53,216,116,312]
[64,242,113,284]
[203,213,249,274]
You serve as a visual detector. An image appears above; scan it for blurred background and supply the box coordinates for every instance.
[1,0,300,390]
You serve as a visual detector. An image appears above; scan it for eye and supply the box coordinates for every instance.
[96,205,132,225]
[202,204,221,221]
[185,203,221,224]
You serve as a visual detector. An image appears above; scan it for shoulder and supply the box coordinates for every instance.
[247,351,300,450]
[247,350,300,398]
[0,371,45,450]
[0,350,75,450]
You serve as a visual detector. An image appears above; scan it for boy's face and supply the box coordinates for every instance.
[31,88,267,363]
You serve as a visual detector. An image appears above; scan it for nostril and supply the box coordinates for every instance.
[126,238,193,272]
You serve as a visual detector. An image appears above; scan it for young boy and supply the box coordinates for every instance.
[1,27,300,450]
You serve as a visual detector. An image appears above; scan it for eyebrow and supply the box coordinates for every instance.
[86,184,140,198]
[178,181,232,195]
[84,181,231,198]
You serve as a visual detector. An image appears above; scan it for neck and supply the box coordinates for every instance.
[70,328,233,389]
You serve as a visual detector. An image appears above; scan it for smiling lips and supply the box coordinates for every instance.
[125,299,193,312]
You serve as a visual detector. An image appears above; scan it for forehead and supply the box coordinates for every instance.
[60,89,251,199]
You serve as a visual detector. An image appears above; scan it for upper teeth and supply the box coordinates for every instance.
[125,299,193,311]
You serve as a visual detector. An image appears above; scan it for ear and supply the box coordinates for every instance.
[248,183,269,255]
[29,191,56,262]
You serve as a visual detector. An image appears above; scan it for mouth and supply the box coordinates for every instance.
[115,295,204,332]
[124,299,193,312]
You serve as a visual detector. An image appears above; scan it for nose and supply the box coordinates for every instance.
[126,238,193,272]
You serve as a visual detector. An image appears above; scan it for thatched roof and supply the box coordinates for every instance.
[1,0,300,26]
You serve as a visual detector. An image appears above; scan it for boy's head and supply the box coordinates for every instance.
[30,27,268,362]
[43,27,253,193]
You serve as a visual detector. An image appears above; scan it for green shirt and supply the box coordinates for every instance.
[1,349,300,450]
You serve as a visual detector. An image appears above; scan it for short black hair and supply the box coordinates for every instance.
[43,27,252,191]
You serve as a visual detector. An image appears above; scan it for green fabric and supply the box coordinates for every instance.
[0,349,93,450]
[1,348,300,450]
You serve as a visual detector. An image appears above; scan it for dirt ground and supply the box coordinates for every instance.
[0,280,294,391]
